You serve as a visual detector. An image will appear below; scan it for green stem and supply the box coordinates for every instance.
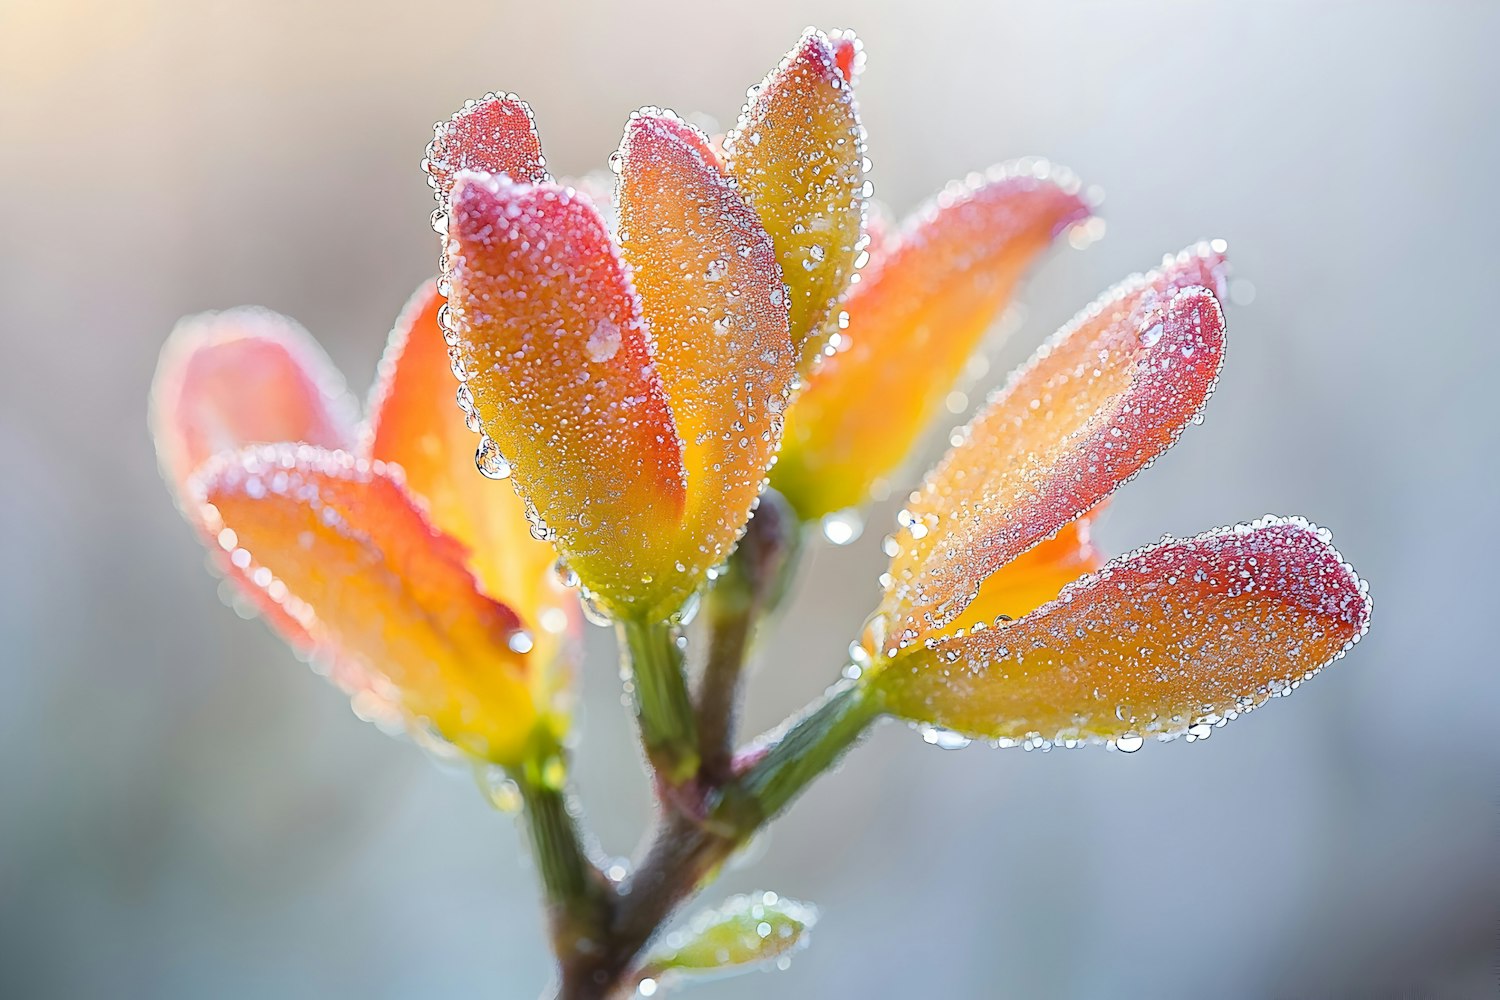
[619,619,700,785]
[719,679,884,827]
[558,680,883,997]
[511,760,611,957]
[549,492,874,996]
[696,603,753,783]
[696,490,804,782]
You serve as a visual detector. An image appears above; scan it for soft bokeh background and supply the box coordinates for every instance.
[3,1,1496,996]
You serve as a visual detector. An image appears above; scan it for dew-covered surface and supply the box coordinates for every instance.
[423,93,548,201]
[149,309,362,651]
[9,5,1499,1000]
[644,890,816,982]
[875,518,1371,746]
[443,174,689,619]
[150,308,359,494]
[826,29,865,86]
[722,28,865,368]
[362,280,580,679]
[613,111,795,619]
[147,280,580,764]
[437,105,800,622]
[192,445,546,764]
[773,164,1093,520]
[876,245,1230,648]
[954,512,1105,625]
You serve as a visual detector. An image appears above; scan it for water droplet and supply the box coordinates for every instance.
[475,436,511,479]
[476,767,522,812]
[673,591,702,626]
[585,319,622,362]
[447,344,470,381]
[580,591,612,627]
[1114,733,1144,753]
[820,508,864,545]
[921,726,972,750]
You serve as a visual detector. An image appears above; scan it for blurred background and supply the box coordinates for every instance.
[2,1,1497,997]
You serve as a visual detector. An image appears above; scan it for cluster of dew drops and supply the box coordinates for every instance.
[411,70,1343,766]
[418,56,881,623]
[634,890,816,996]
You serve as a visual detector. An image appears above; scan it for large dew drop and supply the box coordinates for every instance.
[819,508,864,545]
[920,725,972,750]
[475,435,512,479]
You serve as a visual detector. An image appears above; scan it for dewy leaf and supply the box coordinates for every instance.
[874,518,1371,748]
[774,164,1092,520]
[150,307,358,493]
[192,445,548,764]
[615,111,796,619]
[723,29,865,366]
[424,93,548,203]
[875,244,1230,651]
[150,308,360,651]
[642,891,817,979]
[363,280,580,677]
[443,173,688,621]
[953,513,1106,626]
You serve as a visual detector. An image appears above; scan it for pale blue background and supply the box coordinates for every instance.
[2,1,1496,997]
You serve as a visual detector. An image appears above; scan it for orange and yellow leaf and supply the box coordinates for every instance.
[150,309,359,650]
[875,518,1371,746]
[193,445,547,763]
[151,308,357,492]
[722,29,865,365]
[363,280,579,678]
[443,174,687,619]
[615,111,796,618]
[953,514,1106,627]
[774,166,1091,519]
[425,93,548,202]
[877,244,1230,649]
